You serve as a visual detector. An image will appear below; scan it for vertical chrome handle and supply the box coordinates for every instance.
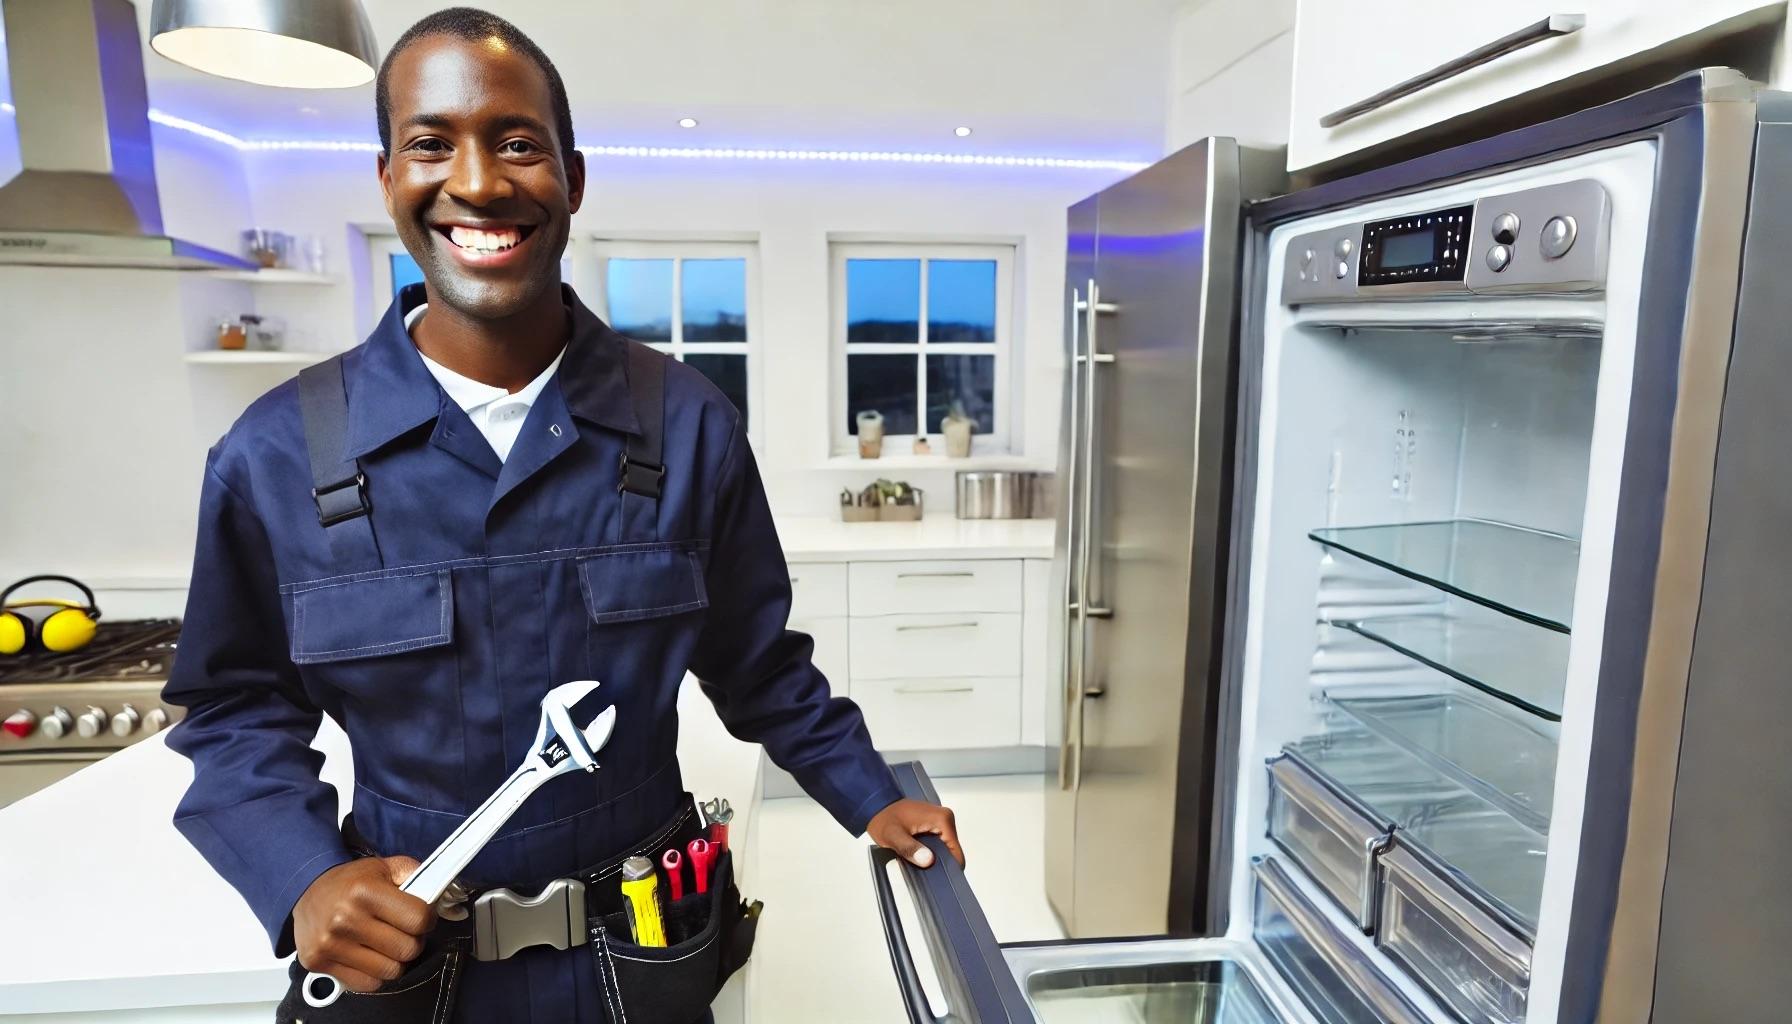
[1320,14,1586,128]
[1068,279,1116,790]
[1058,284,1085,792]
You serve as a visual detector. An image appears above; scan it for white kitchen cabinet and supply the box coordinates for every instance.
[848,559,1023,616]
[1287,0,1785,172]
[1020,559,1051,747]
[787,562,847,622]
[849,612,1022,681]
[849,676,1022,750]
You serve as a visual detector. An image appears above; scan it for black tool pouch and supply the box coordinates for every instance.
[273,929,471,1024]
[587,849,761,1024]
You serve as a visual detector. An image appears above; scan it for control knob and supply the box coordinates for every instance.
[3,709,35,739]
[143,707,170,734]
[76,706,108,739]
[40,706,74,739]
[111,704,141,737]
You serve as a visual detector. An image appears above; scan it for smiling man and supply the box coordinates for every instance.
[161,8,961,1023]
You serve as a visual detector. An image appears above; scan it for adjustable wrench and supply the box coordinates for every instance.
[303,679,619,1008]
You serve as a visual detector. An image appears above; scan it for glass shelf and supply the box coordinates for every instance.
[1310,520,1580,632]
[1329,611,1571,721]
[1329,693,1557,835]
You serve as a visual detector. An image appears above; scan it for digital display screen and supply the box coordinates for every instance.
[1380,230,1435,269]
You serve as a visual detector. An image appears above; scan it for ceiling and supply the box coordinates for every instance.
[118,0,1183,160]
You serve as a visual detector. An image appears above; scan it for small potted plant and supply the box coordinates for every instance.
[856,410,885,459]
[942,400,976,458]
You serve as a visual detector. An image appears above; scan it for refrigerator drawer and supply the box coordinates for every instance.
[788,562,847,622]
[850,559,1023,616]
[853,676,1020,750]
[850,612,1022,680]
[1253,857,1425,1024]
[1265,754,1391,930]
[1376,841,1532,1024]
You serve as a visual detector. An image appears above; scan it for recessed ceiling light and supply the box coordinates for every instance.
[954,126,973,138]
[678,117,699,129]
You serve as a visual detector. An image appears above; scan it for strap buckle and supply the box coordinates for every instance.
[472,878,588,961]
[311,473,370,527]
[618,452,665,498]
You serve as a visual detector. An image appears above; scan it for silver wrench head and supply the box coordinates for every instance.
[529,680,617,773]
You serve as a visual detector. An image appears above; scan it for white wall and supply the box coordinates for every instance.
[1165,0,1297,153]
[0,125,266,614]
[241,150,1115,519]
[2,130,1121,606]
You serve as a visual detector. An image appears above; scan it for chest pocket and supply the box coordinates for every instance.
[288,569,455,665]
[580,546,708,687]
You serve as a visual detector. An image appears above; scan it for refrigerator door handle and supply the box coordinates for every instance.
[1058,284,1086,791]
[869,762,1034,1023]
[1068,279,1116,789]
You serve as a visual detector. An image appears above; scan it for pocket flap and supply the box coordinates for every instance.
[290,570,454,664]
[579,547,708,625]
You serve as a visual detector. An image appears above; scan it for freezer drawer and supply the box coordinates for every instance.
[1265,754,1391,930]
[1252,857,1426,1024]
[1375,841,1532,1024]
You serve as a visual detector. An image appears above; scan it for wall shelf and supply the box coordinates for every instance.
[184,351,330,366]
[205,269,336,285]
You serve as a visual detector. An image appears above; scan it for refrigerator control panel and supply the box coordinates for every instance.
[1281,178,1610,305]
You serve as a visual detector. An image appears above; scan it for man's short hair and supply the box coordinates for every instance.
[375,7,577,165]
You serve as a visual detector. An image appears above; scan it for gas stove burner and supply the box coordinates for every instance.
[0,618,182,685]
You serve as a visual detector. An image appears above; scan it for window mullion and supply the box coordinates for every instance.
[917,257,930,437]
[670,256,684,360]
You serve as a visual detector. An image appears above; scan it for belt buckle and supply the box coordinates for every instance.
[472,878,588,962]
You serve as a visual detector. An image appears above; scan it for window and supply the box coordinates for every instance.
[594,241,758,435]
[831,242,1014,456]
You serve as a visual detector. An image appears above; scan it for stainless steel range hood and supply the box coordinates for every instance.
[0,0,253,270]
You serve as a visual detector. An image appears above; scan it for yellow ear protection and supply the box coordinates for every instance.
[0,575,102,656]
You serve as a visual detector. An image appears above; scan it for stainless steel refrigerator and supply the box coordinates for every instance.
[871,68,1792,1023]
[1047,138,1284,939]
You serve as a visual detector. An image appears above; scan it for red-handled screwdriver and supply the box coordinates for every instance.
[661,847,684,902]
[687,837,715,895]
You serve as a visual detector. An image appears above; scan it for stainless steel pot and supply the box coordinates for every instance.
[955,471,1036,519]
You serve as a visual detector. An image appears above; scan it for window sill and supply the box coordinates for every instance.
[819,453,1054,472]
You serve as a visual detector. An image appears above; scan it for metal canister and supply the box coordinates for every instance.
[955,471,1036,519]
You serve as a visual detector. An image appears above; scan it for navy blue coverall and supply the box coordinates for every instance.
[163,284,901,1020]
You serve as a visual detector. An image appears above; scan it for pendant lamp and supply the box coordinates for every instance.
[149,0,378,89]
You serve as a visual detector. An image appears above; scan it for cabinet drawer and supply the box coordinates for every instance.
[850,560,1022,616]
[854,676,1021,750]
[1287,1,1780,172]
[850,613,1021,680]
[790,616,849,695]
[787,562,846,622]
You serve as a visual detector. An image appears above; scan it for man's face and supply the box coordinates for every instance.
[378,34,585,321]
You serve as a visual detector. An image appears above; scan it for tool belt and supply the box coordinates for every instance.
[274,794,759,1024]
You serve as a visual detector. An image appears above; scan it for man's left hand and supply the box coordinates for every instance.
[868,799,964,869]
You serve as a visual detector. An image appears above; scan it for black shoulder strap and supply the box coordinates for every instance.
[297,356,383,568]
[617,341,666,542]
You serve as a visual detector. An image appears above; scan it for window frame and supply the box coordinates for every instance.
[590,239,763,445]
[829,241,1016,457]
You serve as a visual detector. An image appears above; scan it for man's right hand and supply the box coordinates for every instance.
[293,855,436,993]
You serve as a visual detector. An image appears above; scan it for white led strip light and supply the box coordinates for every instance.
[129,109,1146,171]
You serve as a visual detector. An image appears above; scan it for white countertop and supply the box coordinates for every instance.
[774,516,1054,562]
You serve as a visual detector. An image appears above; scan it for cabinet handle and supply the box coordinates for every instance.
[896,571,977,579]
[1320,14,1586,129]
[895,685,976,695]
[895,621,980,632]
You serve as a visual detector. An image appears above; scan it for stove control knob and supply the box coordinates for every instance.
[143,707,170,734]
[111,704,142,738]
[3,709,36,739]
[41,706,74,740]
[76,706,108,739]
